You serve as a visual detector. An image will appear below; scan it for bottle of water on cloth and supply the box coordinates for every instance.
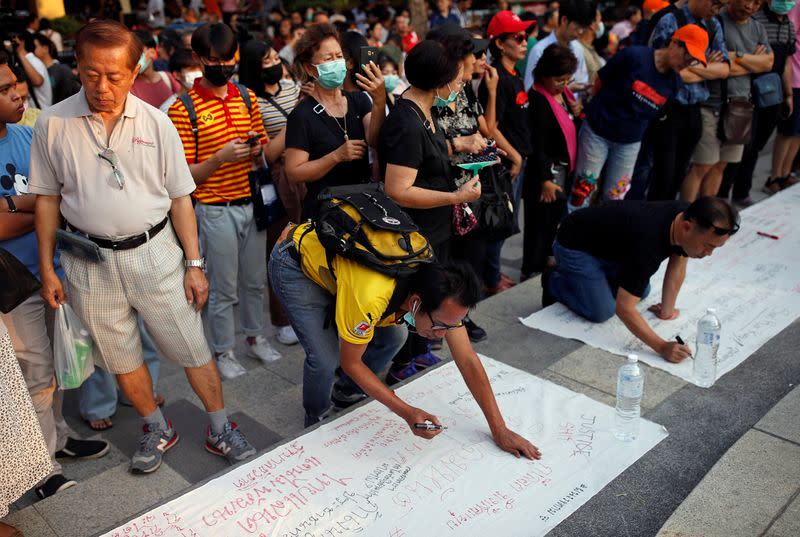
[694,308,721,388]
[615,354,644,442]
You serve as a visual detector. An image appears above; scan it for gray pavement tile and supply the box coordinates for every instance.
[657,430,800,537]
[237,381,307,439]
[546,319,800,537]
[467,308,583,375]
[33,463,190,537]
[765,492,800,537]
[218,362,297,413]
[537,368,617,408]
[756,384,800,445]
[165,409,283,483]
[3,505,58,537]
[548,345,687,412]
[478,276,544,322]
[239,340,307,386]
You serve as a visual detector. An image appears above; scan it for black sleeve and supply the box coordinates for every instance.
[285,104,312,152]
[526,90,554,185]
[380,108,424,169]
[353,91,373,117]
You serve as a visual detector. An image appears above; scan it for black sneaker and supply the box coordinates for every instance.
[331,387,368,409]
[34,474,77,499]
[541,265,556,308]
[55,437,110,460]
[464,317,487,343]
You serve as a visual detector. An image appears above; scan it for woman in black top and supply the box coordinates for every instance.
[380,39,482,253]
[284,23,386,218]
[523,44,581,279]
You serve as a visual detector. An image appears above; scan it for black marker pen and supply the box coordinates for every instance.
[676,335,693,358]
[414,423,447,431]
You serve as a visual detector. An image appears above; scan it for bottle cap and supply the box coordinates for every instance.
[627,354,638,363]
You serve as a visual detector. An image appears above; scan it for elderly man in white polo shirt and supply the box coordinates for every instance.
[29,19,256,474]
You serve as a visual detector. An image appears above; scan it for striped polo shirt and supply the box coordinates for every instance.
[168,80,267,204]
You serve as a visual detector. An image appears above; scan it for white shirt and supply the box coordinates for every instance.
[28,90,196,238]
[25,52,53,109]
[523,33,589,92]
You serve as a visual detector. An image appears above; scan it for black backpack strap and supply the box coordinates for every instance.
[381,276,411,322]
[265,93,291,118]
[234,83,252,111]
[178,92,199,164]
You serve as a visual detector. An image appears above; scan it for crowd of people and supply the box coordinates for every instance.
[1,0,797,534]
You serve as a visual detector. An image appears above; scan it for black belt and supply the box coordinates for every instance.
[203,197,251,207]
[66,218,168,251]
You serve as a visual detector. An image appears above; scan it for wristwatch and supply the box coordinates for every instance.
[184,258,206,270]
[3,194,17,213]
[735,50,745,62]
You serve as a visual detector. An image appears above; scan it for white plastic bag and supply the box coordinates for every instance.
[53,304,95,389]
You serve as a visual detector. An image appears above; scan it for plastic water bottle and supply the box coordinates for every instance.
[614,354,644,442]
[694,308,721,388]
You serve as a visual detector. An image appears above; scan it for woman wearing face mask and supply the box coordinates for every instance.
[429,24,498,344]
[379,39,482,383]
[239,39,305,347]
[378,54,403,109]
[284,23,386,219]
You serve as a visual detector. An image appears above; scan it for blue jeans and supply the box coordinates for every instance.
[568,123,642,213]
[547,240,650,323]
[79,315,160,420]
[196,203,267,353]
[269,239,408,426]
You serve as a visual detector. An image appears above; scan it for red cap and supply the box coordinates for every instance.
[643,0,670,13]
[672,24,709,67]
[487,10,534,40]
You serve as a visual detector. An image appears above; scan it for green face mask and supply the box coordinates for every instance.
[137,52,151,73]
[433,84,458,107]
[771,0,797,15]
[384,74,400,92]
[314,58,347,89]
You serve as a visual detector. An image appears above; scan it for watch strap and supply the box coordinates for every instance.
[4,194,17,213]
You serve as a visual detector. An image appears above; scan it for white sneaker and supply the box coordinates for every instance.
[247,335,282,364]
[276,325,299,346]
[216,350,246,379]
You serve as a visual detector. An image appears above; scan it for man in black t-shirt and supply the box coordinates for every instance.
[544,197,739,363]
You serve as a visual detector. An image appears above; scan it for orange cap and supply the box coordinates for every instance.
[672,24,708,66]
[644,0,670,13]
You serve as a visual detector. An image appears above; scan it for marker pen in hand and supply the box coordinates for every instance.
[414,423,447,431]
[676,335,693,358]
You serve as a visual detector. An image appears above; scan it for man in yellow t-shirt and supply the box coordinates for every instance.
[269,224,542,459]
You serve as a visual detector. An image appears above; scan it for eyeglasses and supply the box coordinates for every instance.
[426,311,465,331]
[505,33,527,44]
[98,149,124,190]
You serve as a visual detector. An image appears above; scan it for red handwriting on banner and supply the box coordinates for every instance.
[509,461,553,492]
[232,441,307,491]
[279,491,380,537]
[445,490,515,531]
[109,512,201,537]
[201,464,353,534]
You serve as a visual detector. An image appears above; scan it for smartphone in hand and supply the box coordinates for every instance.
[359,46,380,74]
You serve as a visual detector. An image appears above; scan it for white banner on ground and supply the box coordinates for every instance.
[101,356,667,537]
[521,185,800,386]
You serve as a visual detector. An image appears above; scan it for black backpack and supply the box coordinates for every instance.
[296,183,435,280]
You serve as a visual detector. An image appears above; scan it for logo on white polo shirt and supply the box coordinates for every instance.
[132,136,156,148]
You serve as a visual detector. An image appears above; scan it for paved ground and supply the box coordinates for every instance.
[5,149,799,537]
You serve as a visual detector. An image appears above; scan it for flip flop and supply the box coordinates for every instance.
[85,417,113,431]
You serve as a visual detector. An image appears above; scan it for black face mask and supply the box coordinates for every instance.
[203,64,238,87]
[261,63,283,85]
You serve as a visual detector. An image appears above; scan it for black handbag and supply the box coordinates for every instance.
[472,164,518,242]
[249,165,287,231]
[0,247,41,313]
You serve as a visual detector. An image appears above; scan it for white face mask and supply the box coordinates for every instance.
[595,21,605,39]
[182,70,203,89]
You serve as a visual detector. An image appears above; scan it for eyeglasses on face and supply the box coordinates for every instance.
[505,33,527,44]
[98,149,124,190]
[426,311,465,331]
[693,217,740,236]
